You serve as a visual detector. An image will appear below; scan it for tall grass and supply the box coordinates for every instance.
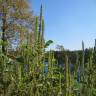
[0,4,96,96]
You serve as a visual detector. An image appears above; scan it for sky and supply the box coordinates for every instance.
[29,0,96,50]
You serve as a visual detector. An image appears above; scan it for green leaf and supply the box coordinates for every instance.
[16,56,24,63]
[44,40,53,48]
[36,84,43,87]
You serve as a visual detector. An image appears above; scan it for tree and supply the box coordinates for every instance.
[0,0,33,53]
[0,0,33,95]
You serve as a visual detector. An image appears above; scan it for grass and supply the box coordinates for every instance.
[0,1,96,96]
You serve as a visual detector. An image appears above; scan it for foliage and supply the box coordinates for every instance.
[0,1,96,96]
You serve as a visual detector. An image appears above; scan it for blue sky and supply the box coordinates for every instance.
[30,0,96,50]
